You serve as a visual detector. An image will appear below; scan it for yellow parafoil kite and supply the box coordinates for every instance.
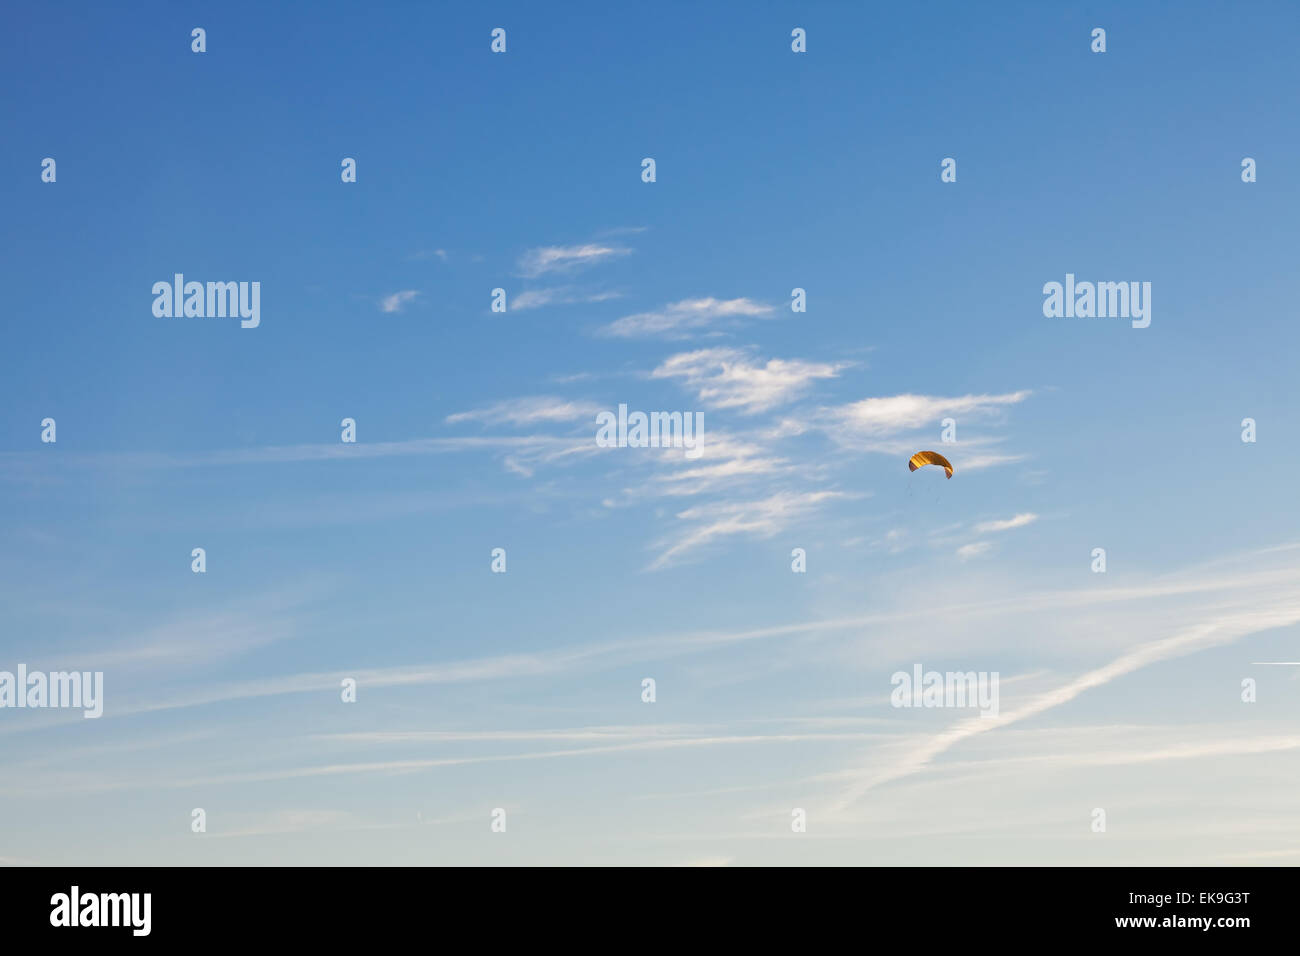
[908,450,954,479]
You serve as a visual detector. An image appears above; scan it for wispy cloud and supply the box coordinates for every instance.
[822,391,1031,440]
[594,225,648,238]
[517,243,630,278]
[830,589,1300,811]
[974,513,1038,534]
[380,290,420,313]
[952,512,1038,559]
[650,490,849,569]
[9,543,1297,739]
[0,436,598,472]
[652,348,845,414]
[650,447,791,496]
[446,396,603,428]
[592,431,795,505]
[601,297,775,338]
[512,287,623,310]
[8,585,324,685]
[0,433,616,497]
[2,727,892,796]
[210,809,361,839]
[321,725,708,744]
[958,452,1029,471]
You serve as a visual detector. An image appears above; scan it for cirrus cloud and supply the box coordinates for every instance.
[446,396,603,427]
[518,243,631,278]
[824,391,1032,438]
[652,348,847,414]
[380,290,420,313]
[601,297,775,338]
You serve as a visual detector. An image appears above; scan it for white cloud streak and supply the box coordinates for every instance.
[975,513,1038,534]
[601,297,775,338]
[380,290,420,313]
[512,287,622,310]
[650,490,848,569]
[446,396,603,427]
[517,243,630,278]
[823,391,1031,439]
[830,597,1300,811]
[652,348,845,414]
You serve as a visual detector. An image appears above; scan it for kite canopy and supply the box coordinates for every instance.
[908,450,954,479]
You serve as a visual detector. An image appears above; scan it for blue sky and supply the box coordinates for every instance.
[3,1,1300,865]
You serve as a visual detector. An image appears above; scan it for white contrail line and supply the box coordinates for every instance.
[829,600,1300,812]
